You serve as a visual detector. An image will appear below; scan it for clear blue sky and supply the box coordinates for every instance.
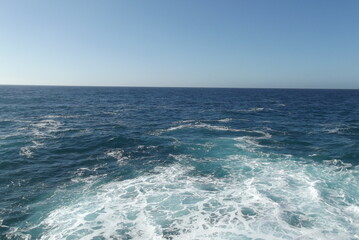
[0,0,358,88]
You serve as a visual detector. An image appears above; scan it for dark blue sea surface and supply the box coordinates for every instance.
[0,86,358,239]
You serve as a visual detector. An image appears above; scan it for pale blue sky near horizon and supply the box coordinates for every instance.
[0,0,358,89]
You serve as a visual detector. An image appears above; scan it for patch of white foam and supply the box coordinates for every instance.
[344,205,359,219]
[27,154,358,240]
[196,123,239,132]
[30,119,62,138]
[319,124,349,135]
[19,141,44,158]
[0,219,9,228]
[323,159,353,171]
[19,146,34,158]
[106,149,129,163]
[325,128,342,134]
[5,228,31,240]
[234,130,272,151]
[71,164,109,183]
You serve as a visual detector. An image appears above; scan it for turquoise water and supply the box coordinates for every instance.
[0,86,358,239]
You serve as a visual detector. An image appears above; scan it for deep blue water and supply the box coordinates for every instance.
[0,86,358,239]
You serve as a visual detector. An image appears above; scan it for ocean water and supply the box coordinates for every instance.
[0,86,358,240]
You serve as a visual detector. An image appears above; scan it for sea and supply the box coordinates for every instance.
[0,86,358,240]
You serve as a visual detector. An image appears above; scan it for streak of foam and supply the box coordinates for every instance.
[217,118,233,122]
[178,120,196,124]
[42,115,81,119]
[28,154,358,240]
[155,123,271,137]
[0,132,22,140]
[237,108,265,112]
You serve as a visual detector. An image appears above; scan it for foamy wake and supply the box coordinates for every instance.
[18,153,358,240]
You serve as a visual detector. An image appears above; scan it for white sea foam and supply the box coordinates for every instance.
[19,141,44,158]
[71,164,109,183]
[106,149,129,163]
[0,219,9,228]
[29,152,358,240]
[0,132,22,140]
[217,118,233,122]
[32,119,61,129]
[323,159,353,171]
[31,119,62,138]
[326,128,342,134]
[19,146,33,158]
[178,119,197,124]
[234,130,272,151]
[43,114,81,119]
[237,108,265,112]
[156,123,270,136]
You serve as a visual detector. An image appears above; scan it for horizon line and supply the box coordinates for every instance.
[0,84,358,90]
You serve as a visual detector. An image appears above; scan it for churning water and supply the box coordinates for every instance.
[0,86,358,239]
